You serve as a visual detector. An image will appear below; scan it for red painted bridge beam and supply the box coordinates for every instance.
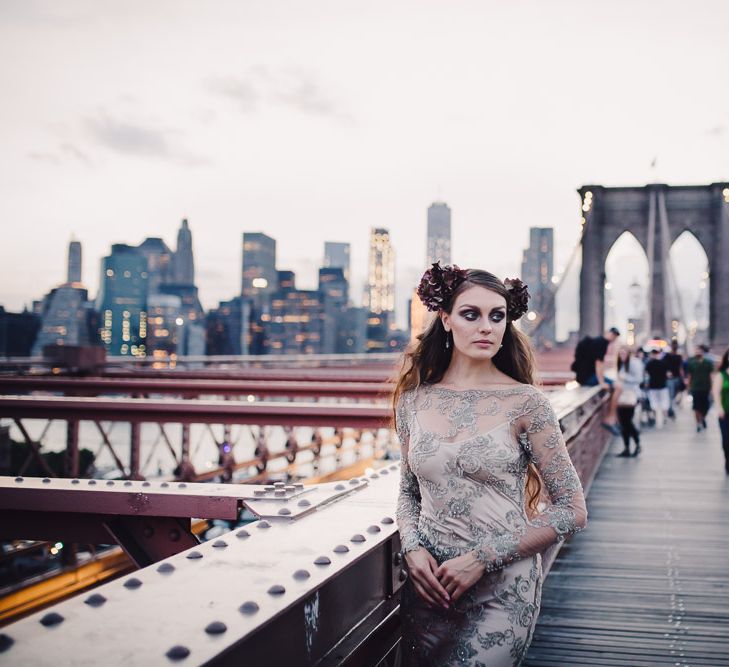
[0,376,392,399]
[0,395,392,428]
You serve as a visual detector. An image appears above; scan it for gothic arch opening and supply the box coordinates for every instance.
[604,231,649,347]
[669,230,710,345]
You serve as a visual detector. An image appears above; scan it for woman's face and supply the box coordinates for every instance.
[618,346,630,361]
[440,285,507,361]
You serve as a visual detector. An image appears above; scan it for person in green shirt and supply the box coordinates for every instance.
[687,345,715,432]
[712,348,729,473]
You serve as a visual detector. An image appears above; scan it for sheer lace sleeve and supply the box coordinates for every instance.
[395,390,422,554]
[474,388,588,571]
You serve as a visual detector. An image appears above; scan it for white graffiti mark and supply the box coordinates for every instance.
[304,590,320,658]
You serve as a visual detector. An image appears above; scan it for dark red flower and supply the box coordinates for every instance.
[504,278,530,321]
[416,262,468,312]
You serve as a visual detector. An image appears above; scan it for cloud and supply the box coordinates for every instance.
[84,111,210,166]
[207,67,353,123]
[273,77,352,122]
[27,151,60,165]
[206,78,259,113]
[28,142,93,167]
[60,143,93,165]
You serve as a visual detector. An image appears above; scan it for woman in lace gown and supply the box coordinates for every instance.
[394,264,588,667]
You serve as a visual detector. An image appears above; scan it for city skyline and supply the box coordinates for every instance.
[1,1,727,339]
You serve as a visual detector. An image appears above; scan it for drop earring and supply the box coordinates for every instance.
[445,331,450,350]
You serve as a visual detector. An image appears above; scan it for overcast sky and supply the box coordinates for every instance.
[1,0,727,337]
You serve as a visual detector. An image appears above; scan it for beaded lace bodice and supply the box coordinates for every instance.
[395,383,587,571]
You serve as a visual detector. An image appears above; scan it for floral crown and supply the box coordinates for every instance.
[416,261,530,321]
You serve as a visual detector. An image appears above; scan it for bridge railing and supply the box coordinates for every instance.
[0,385,610,665]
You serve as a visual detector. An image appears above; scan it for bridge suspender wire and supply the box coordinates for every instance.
[646,190,657,336]
[657,190,690,343]
[530,213,586,338]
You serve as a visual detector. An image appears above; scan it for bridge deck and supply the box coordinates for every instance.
[524,406,729,666]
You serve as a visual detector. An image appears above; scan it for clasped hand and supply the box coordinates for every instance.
[404,548,485,609]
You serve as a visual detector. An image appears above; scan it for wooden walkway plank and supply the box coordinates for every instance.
[524,405,729,666]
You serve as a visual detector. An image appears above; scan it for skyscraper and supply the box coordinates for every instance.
[520,227,555,346]
[137,237,173,295]
[319,267,348,354]
[173,219,195,285]
[67,240,82,284]
[427,202,451,264]
[364,228,395,315]
[242,233,277,303]
[324,242,351,284]
[97,244,148,357]
[31,285,96,355]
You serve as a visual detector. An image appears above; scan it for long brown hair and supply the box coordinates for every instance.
[392,269,543,513]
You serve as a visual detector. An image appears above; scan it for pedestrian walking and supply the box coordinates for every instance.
[615,346,643,457]
[687,344,715,432]
[571,327,622,434]
[711,348,729,473]
[644,347,670,429]
[664,339,686,418]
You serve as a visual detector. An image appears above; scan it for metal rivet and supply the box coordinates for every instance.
[71,479,80,484]
[124,577,142,589]
[85,593,107,607]
[124,481,132,486]
[186,551,203,559]
[161,482,169,488]
[142,481,151,487]
[349,479,359,485]
[334,484,345,491]
[351,534,365,543]
[106,480,115,486]
[369,474,379,479]
[334,544,349,553]
[239,601,259,615]
[278,508,291,516]
[294,483,304,490]
[389,465,397,471]
[14,477,23,483]
[40,612,64,627]
[257,521,271,529]
[268,584,285,595]
[165,645,190,661]
[393,553,403,566]
[143,526,154,538]
[274,482,284,488]
[0,633,14,653]
[205,621,227,635]
[236,529,250,539]
[178,483,187,488]
[367,525,381,534]
[157,563,175,574]
[285,485,295,492]
[293,569,310,580]
[169,529,180,542]
[254,489,266,496]
[212,540,227,548]
[380,470,389,475]
[381,517,394,524]
[314,556,331,566]
[264,486,275,491]
[274,490,286,497]
[297,499,311,507]
[88,480,97,485]
[399,570,408,582]
[42,478,51,483]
